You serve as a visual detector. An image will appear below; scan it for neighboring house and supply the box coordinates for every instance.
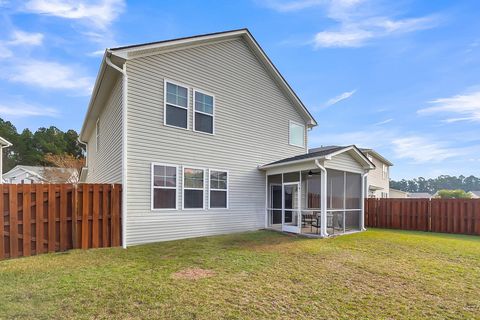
[389,188,408,198]
[79,29,375,247]
[0,137,12,183]
[468,191,480,199]
[407,192,432,199]
[360,148,393,198]
[2,165,79,184]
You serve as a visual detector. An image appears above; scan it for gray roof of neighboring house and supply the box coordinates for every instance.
[5,165,78,183]
[260,145,375,168]
[469,191,480,197]
[408,192,432,198]
[359,148,393,166]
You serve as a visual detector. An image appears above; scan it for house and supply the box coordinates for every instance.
[360,148,393,198]
[389,188,408,198]
[79,29,375,247]
[468,191,480,199]
[0,137,12,183]
[2,165,79,184]
[407,192,432,199]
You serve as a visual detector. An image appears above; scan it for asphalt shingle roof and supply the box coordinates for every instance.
[262,146,347,167]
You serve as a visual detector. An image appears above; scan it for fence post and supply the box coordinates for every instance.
[35,184,44,254]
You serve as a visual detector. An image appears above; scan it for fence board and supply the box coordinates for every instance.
[0,185,4,259]
[366,198,480,236]
[92,184,100,248]
[9,185,18,258]
[23,184,31,257]
[0,183,122,260]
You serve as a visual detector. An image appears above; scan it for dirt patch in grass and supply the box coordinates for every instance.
[171,268,216,280]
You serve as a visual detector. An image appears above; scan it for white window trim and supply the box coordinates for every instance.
[193,88,215,135]
[151,162,179,211]
[288,120,305,148]
[182,166,206,210]
[164,78,190,130]
[208,168,229,209]
[95,118,100,152]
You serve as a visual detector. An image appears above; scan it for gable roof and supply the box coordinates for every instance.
[80,28,317,141]
[3,165,78,183]
[469,191,480,197]
[360,148,393,166]
[0,136,12,147]
[408,192,432,198]
[259,145,375,170]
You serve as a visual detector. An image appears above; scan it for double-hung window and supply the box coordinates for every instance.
[183,167,205,209]
[289,121,305,147]
[165,81,189,129]
[152,164,178,210]
[194,90,214,134]
[209,170,228,208]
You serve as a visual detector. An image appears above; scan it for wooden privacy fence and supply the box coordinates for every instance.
[0,184,122,260]
[365,198,480,235]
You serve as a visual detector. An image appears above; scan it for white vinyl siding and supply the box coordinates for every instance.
[125,38,309,245]
[95,118,100,152]
[324,152,364,174]
[86,77,123,183]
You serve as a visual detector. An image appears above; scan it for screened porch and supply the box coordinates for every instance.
[260,146,374,237]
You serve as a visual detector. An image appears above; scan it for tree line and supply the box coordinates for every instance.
[0,118,85,173]
[390,175,480,193]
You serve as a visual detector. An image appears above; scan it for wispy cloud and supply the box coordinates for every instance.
[7,29,44,46]
[373,118,393,125]
[392,136,462,163]
[418,90,480,123]
[1,60,94,94]
[0,28,44,59]
[314,16,437,48]
[263,0,440,48]
[0,101,59,118]
[323,89,356,107]
[22,0,126,29]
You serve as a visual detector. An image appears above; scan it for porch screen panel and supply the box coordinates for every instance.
[306,172,321,209]
[345,172,361,209]
[267,174,282,225]
[327,169,344,209]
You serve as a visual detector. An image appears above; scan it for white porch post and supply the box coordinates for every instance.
[315,160,328,237]
[361,172,368,231]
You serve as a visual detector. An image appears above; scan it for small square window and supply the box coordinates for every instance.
[289,121,305,147]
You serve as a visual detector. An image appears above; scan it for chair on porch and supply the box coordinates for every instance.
[310,211,321,234]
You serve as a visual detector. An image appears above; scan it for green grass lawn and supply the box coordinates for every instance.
[1,229,479,319]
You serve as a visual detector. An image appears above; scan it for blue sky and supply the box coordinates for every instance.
[0,0,479,180]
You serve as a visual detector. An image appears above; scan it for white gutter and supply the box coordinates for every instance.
[106,53,128,249]
[314,159,328,237]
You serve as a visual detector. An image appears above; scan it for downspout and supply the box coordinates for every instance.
[361,171,368,231]
[314,159,328,237]
[77,138,88,167]
[106,54,128,249]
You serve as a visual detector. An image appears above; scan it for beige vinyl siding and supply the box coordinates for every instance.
[324,152,364,174]
[365,153,389,197]
[125,38,308,245]
[86,78,123,183]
